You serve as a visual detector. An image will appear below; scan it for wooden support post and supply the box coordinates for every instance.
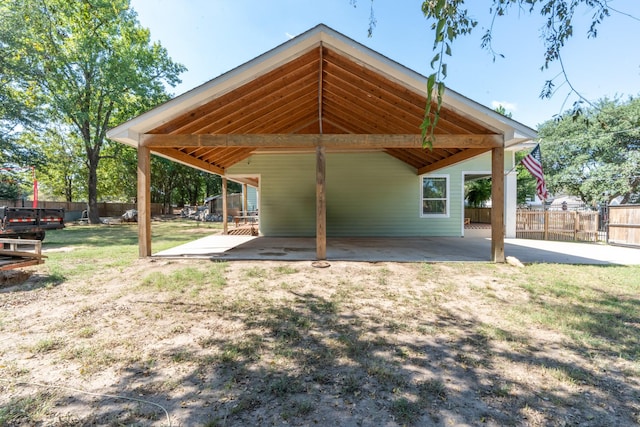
[316,146,326,260]
[137,145,152,257]
[491,147,505,262]
[243,183,248,215]
[222,177,228,235]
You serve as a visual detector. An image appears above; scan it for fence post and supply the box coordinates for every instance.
[544,210,549,240]
[573,211,578,241]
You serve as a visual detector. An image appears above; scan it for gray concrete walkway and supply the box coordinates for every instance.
[154,232,640,265]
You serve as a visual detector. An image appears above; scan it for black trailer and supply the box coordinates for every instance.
[0,206,65,240]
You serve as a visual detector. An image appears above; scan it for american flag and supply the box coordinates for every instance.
[521,144,550,201]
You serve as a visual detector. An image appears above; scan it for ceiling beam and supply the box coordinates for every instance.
[141,133,503,149]
[229,177,259,187]
[152,147,225,175]
[417,148,489,174]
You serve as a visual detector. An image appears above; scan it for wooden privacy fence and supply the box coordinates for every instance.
[0,199,87,211]
[516,210,599,242]
[608,205,640,247]
[0,200,163,216]
[464,208,492,224]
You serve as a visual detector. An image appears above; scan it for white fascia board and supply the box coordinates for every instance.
[107,26,330,145]
[107,127,140,147]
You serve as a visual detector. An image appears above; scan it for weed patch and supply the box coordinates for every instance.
[0,391,59,425]
[30,337,64,354]
[140,263,226,293]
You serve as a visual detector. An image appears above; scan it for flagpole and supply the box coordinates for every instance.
[505,162,519,176]
[505,141,539,175]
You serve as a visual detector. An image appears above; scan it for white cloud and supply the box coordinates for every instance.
[285,32,295,39]
[491,101,517,112]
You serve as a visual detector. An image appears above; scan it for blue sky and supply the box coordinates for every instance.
[129,0,640,130]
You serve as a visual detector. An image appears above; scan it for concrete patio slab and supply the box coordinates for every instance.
[155,235,257,256]
[154,232,640,265]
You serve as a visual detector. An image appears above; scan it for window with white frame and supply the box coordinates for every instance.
[421,175,449,217]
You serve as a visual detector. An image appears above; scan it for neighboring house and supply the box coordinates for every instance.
[549,195,589,211]
[107,24,536,261]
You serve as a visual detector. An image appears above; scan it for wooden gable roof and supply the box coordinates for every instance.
[108,25,536,175]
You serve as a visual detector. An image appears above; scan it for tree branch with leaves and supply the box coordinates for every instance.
[420,0,634,136]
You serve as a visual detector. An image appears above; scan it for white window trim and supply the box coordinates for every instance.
[420,174,450,218]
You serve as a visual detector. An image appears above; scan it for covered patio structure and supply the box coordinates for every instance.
[107,25,536,262]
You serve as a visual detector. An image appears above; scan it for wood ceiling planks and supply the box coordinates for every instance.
[146,43,498,173]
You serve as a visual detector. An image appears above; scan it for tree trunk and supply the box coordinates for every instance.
[65,176,73,202]
[87,150,101,224]
[163,191,171,215]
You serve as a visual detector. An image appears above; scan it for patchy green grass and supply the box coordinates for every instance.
[41,219,222,281]
[62,343,119,376]
[273,265,298,275]
[30,337,65,354]
[141,263,226,294]
[0,391,60,425]
[243,266,270,279]
[1,224,639,426]
[281,398,314,420]
[390,397,422,425]
[417,378,447,400]
[507,264,640,359]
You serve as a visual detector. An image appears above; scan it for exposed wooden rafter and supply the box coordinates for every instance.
[132,41,509,174]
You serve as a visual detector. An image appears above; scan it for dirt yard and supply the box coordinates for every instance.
[1,257,639,426]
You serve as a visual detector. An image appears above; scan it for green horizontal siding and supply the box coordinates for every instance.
[231,154,315,236]
[228,151,512,237]
[325,153,433,236]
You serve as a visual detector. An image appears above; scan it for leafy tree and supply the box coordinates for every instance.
[539,97,640,205]
[1,0,185,223]
[465,178,492,207]
[418,1,634,142]
[18,125,86,202]
[167,167,241,208]
[0,167,36,201]
[172,168,221,207]
[98,144,138,202]
[0,14,42,167]
[151,157,185,213]
[494,105,512,118]
[0,172,21,200]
